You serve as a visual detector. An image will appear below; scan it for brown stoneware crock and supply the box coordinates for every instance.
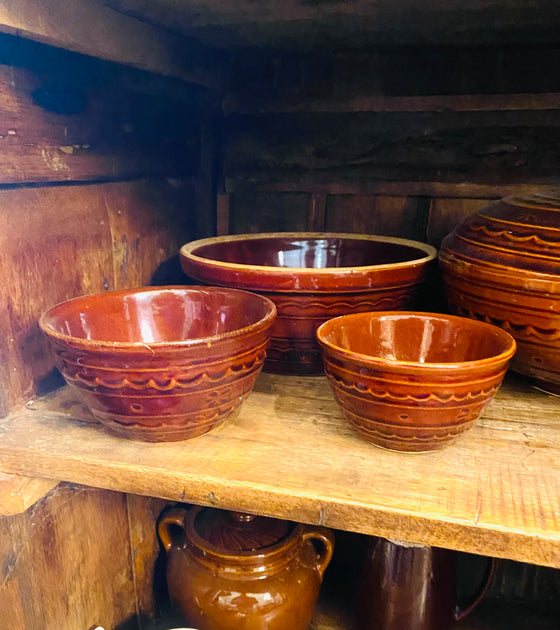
[180,232,437,375]
[157,506,334,630]
[355,537,496,630]
[439,192,560,395]
[39,286,276,442]
[316,311,516,452]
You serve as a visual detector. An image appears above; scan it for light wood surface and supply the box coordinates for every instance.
[0,373,559,568]
[0,473,58,515]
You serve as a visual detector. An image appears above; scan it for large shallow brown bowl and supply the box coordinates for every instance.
[316,311,516,452]
[39,286,276,442]
[180,233,437,375]
[439,192,560,394]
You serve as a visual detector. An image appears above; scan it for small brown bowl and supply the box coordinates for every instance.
[316,311,516,452]
[180,233,437,375]
[39,286,276,442]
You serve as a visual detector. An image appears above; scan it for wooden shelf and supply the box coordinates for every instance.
[0,373,559,568]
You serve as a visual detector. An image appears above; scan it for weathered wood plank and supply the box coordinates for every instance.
[0,34,198,184]
[0,373,559,568]
[225,110,560,184]
[0,0,223,86]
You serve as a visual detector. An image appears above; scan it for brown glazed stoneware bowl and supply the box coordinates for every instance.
[439,192,560,394]
[39,286,276,442]
[316,311,516,452]
[180,233,437,375]
[158,506,334,630]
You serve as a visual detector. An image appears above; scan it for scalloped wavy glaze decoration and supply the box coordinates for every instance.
[439,192,560,393]
[327,370,500,404]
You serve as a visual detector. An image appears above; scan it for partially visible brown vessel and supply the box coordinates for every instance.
[439,192,560,394]
[158,506,334,630]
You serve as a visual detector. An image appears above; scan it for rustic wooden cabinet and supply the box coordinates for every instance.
[0,2,559,629]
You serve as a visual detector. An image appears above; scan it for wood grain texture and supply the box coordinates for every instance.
[0,483,137,630]
[0,373,559,568]
[0,0,223,86]
[225,110,560,185]
[0,473,58,515]
[0,34,198,184]
[0,178,194,416]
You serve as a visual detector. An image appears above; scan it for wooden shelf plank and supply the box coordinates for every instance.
[0,472,58,515]
[0,373,559,567]
[0,0,222,87]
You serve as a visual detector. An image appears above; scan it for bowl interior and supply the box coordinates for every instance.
[191,236,431,269]
[318,312,514,364]
[41,287,274,344]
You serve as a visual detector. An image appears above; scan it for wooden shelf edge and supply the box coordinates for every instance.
[224,92,560,115]
[0,0,224,87]
[0,472,59,516]
[225,178,560,199]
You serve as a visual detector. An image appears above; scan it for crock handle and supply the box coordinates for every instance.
[157,507,189,553]
[455,556,497,621]
[302,527,335,579]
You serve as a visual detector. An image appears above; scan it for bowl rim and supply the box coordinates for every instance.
[316,310,517,370]
[39,285,277,350]
[180,232,437,275]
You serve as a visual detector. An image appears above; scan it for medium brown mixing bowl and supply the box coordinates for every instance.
[40,286,276,441]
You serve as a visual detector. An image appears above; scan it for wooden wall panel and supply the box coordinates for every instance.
[325,194,431,241]
[0,178,195,417]
[0,484,137,630]
[229,191,311,233]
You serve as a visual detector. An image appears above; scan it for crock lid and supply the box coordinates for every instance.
[194,508,293,552]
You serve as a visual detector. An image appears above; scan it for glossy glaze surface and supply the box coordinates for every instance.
[180,233,437,375]
[39,286,276,441]
[158,506,334,630]
[355,538,495,630]
[316,312,516,452]
[439,193,560,394]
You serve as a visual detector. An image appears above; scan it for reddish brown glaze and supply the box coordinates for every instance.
[39,286,276,442]
[316,311,516,452]
[157,506,334,630]
[180,233,437,375]
[355,538,496,630]
[439,193,560,394]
